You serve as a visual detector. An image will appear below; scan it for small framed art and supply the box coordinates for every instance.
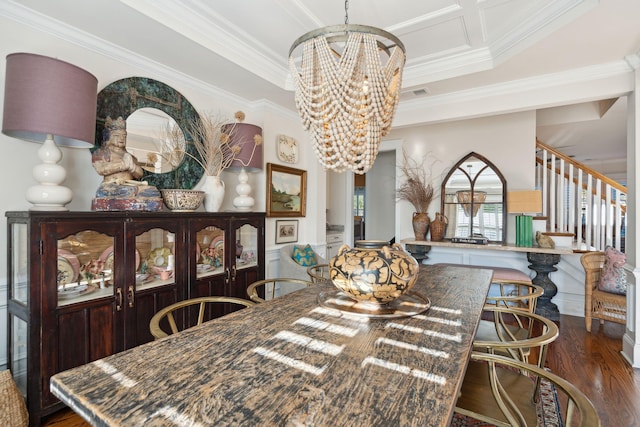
[266,163,307,217]
[276,134,298,164]
[275,220,298,244]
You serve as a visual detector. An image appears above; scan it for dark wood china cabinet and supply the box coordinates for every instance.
[5,211,265,426]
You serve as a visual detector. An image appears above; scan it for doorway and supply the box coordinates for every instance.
[362,150,396,242]
[346,140,401,244]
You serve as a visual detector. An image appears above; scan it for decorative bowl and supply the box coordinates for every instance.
[329,241,419,304]
[161,189,205,212]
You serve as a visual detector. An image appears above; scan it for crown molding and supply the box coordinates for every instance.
[395,60,635,126]
[120,0,290,90]
[402,47,494,88]
[0,1,255,111]
[625,53,640,70]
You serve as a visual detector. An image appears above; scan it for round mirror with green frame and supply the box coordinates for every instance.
[95,77,203,189]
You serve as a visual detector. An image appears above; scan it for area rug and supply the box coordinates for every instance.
[450,375,563,427]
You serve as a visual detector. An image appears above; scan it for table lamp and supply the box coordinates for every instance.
[507,190,543,247]
[2,53,98,210]
[227,123,263,211]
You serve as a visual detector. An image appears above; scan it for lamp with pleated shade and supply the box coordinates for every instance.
[2,53,98,210]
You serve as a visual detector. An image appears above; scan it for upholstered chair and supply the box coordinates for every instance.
[279,244,327,282]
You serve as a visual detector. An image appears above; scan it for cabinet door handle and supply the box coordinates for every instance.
[231,265,237,282]
[128,285,135,308]
[225,268,230,285]
[116,288,123,311]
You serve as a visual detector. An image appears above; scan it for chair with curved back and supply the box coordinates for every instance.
[484,281,544,313]
[306,263,331,285]
[581,251,626,332]
[246,278,314,303]
[476,283,545,363]
[455,307,571,426]
[458,352,600,426]
[149,296,255,339]
[473,306,559,366]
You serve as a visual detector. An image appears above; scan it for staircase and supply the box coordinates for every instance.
[535,140,626,252]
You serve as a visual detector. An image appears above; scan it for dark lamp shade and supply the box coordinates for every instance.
[2,53,98,147]
[227,123,263,172]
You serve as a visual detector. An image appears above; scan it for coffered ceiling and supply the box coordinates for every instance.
[5,0,640,180]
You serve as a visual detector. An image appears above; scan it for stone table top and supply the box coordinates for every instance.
[51,264,492,427]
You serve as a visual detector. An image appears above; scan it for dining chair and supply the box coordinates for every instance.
[149,296,255,339]
[473,306,558,365]
[246,278,314,303]
[484,281,544,314]
[457,352,601,426]
[456,308,565,426]
[306,263,331,285]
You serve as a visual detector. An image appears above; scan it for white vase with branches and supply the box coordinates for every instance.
[158,111,260,212]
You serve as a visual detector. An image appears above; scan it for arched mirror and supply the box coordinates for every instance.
[95,77,202,189]
[441,152,507,243]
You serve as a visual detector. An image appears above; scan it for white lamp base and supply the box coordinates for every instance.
[26,135,72,211]
[233,167,254,211]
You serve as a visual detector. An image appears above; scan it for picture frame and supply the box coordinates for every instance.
[275,220,299,244]
[266,163,307,217]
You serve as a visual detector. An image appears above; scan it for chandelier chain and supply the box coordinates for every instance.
[344,0,349,25]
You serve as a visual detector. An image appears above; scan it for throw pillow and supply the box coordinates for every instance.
[292,244,317,267]
[597,246,627,295]
[0,370,28,427]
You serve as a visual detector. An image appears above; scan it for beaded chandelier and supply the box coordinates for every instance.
[288,2,406,174]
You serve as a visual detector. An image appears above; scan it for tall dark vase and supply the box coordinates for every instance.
[412,212,430,241]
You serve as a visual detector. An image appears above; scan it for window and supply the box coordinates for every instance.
[353,187,365,217]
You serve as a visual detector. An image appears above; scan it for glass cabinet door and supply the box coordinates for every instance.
[235,223,258,270]
[229,218,262,301]
[10,222,29,305]
[196,225,226,279]
[57,231,115,307]
[135,228,176,290]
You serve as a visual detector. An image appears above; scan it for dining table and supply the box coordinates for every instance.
[50,264,493,426]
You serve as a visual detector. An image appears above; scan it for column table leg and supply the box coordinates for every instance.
[527,252,561,321]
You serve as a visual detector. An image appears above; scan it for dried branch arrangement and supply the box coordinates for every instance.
[152,111,261,177]
[189,113,240,176]
[397,150,435,213]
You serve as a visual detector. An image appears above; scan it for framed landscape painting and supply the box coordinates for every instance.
[266,163,306,217]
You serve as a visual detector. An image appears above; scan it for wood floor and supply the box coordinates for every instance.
[42,314,640,426]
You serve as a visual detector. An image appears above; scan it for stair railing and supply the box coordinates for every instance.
[536,140,626,252]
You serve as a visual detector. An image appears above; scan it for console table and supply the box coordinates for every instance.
[401,239,576,321]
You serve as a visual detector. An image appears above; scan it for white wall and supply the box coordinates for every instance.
[388,110,537,243]
[326,171,346,228]
[365,150,396,242]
